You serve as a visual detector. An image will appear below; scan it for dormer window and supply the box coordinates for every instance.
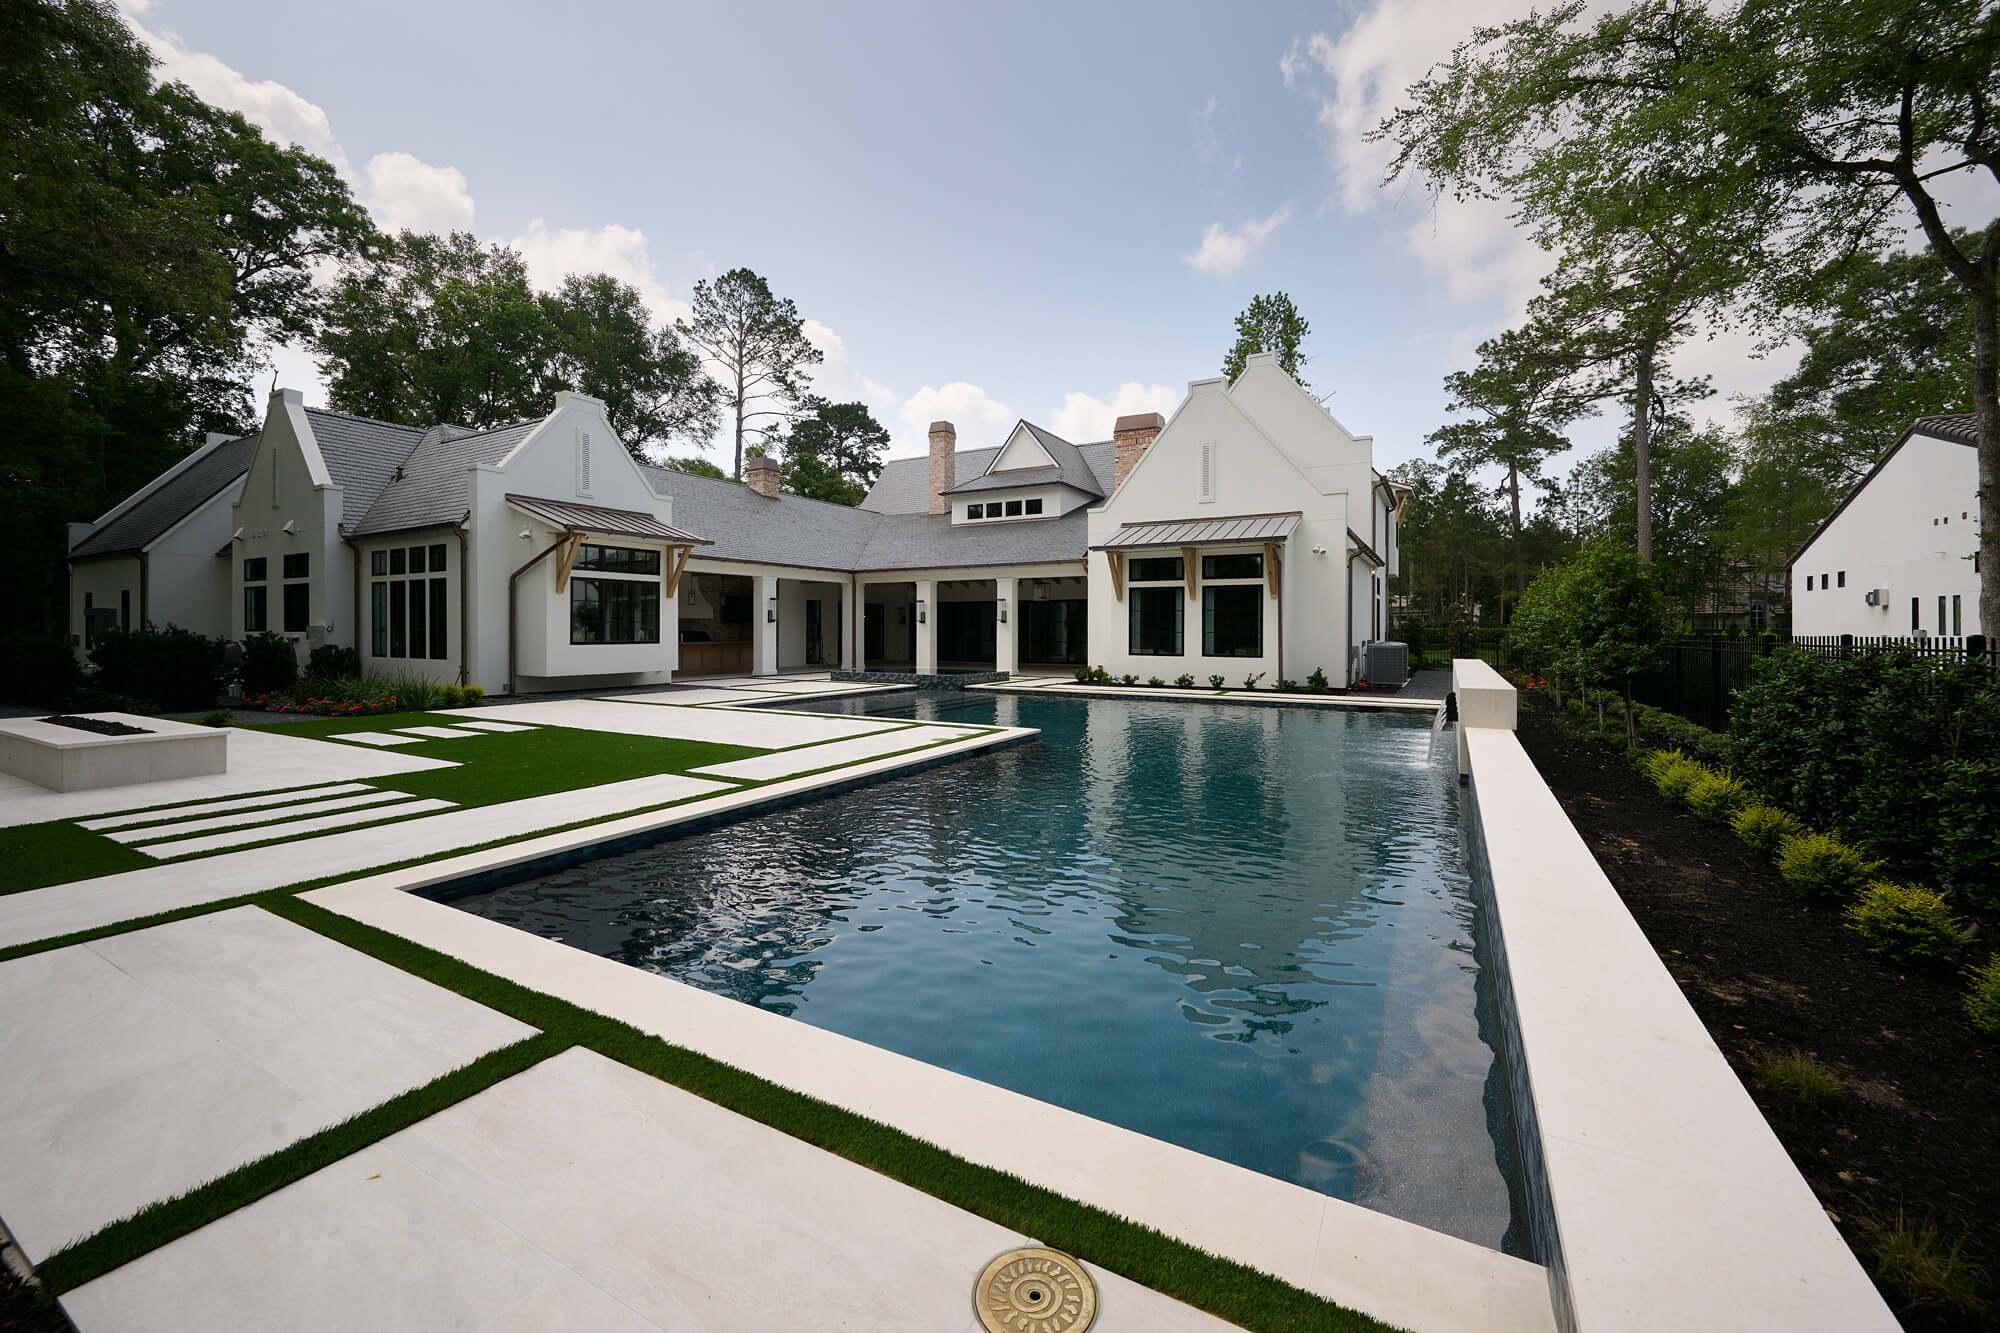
[964,496,1046,522]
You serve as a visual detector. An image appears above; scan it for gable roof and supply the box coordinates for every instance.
[1788,413,1980,568]
[70,433,259,559]
[863,439,1116,513]
[942,423,1107,499]
[303,408,430,529]
[854,507,1091,570]
[348,421,537,537]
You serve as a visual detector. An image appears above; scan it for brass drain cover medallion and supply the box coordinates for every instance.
[974,1246,1097,1333]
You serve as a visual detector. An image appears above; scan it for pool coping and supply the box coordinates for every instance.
[967,680,1441,712]
[1449,659,1898,1333]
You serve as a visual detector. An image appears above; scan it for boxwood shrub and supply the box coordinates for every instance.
[1731,803,1803,858]
[1844,882,1970,964]
[1778,831,1881,904]
[1686,771,1752,825]
[1967,957,2000,1037]
[88,625,223,711]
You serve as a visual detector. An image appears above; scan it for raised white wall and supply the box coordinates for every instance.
[1793,431,1982,638]
[68,557,140,654]
[145,481,241,638]
[1086,354,1371,683]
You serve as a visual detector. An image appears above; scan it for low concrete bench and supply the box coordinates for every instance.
[0,713,227,792]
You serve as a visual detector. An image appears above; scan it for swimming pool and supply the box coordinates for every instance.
[448,691,1520,1250]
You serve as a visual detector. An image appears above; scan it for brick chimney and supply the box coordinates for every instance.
[928,421,956,515]
[745,453,781,498]
[1112,412,1166,491]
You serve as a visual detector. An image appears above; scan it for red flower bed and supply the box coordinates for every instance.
[244,692,401,717]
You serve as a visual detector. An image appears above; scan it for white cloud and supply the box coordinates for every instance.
[365,152,475,235]
[802,320,898,417]
[1184,204,1294,277]
[126,15,350,174]
[896,383,1015,455]
[1051,383,1181,442]
[510,218,689,323]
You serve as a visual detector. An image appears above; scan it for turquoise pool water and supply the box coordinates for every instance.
[449,692,1518,1250]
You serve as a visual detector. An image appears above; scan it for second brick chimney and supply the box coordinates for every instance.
[928,421,956,515]
[745,452,781,498]
[1112,412,1166,491]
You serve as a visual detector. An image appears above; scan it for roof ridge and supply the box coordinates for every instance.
[303,405,429,433]
[644,463,893,522]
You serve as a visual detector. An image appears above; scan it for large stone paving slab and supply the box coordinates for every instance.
[690,725,982,781]
[0,906,532,1263]
[62,1047,1237,1332]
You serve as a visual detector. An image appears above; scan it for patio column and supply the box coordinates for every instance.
[914,578,935,674]
[752,573,779,676]
[993,575,1017,675]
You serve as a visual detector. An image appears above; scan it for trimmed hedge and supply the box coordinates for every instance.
[1778,832,1881,904]
[1732,647,2000,910]
[89,625,223,711]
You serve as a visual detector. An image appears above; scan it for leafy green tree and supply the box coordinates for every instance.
[1,0,376,634]
[539,274,717,456]
[676,268,822,480]
[775,397,889,506]
[1222,293,1311,385]
[657,456,726,480]
[1513,539,1675,743]
[1387,459,1512,631]
[317,231,551,429]
[1747,240,1977,491]
[1374,1,1774,562]
[1429,325,1590,601]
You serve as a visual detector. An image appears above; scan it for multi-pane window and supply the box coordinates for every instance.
[1203,585,1262,657]
[243,556,268,632]
[1128,556,1183,583]
[568,545,661,645]
[571,578,660,644]
[1201,553,1264,581]
[370,541,447,660]
[1128,587,1183,655]
[281,551,309,633]
[966,497,1044,521]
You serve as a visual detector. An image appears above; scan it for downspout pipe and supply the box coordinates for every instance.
[453,511,470,686]
[508,532,570,697]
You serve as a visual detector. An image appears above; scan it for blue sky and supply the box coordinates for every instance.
[122,0,1816,474]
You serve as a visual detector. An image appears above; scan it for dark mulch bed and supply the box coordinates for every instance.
[1515,698,1999,1330]
[0,1268,72,1333]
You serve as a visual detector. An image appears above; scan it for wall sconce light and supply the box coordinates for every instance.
[917,598,928,625]
[997,596,1008,624]
[766,595,777,624]
[519,528,534,540]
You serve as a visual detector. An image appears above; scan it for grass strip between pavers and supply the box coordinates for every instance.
[247,894,1405,1333]
[36,1028,572,1296]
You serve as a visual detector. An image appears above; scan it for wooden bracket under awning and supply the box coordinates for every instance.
[1265,541,1282,598]
[552,532,586,593]
[1181,546,1198,601]
[1106,549,1126,600]
[663,544,693,597]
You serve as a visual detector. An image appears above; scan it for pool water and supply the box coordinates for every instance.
[449,691,1520,1250]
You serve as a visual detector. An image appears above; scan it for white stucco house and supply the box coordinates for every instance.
[1790,413,1984,641]
[67,355,1406,693]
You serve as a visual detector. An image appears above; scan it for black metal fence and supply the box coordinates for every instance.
[1633,633,1995,731]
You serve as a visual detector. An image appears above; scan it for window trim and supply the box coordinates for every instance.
[1128,584,1184,656]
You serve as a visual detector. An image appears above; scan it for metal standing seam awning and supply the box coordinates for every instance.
[1091,512,1300,600]
[504,493,711,594]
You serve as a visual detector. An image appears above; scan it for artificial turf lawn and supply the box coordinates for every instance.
[27,894,1399,1332]
[0,820,153,894]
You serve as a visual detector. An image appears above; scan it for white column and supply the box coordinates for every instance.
[993,576,1017,675]
[848,581,864,670]
[753,573,779,676]
[914,578,935,674]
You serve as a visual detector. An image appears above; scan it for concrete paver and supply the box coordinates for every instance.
[690,725,982,781]
[0,907,531,1263]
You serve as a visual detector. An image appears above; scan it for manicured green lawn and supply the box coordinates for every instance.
[0,821,153,894]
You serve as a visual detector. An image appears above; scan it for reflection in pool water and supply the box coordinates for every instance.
[448,691,1520,1251]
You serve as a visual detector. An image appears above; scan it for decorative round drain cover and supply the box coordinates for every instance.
[974,1246,1097,1333]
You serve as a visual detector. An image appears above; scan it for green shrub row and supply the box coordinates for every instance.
[1731,646,2000,911]
[1642,746,1992,1032]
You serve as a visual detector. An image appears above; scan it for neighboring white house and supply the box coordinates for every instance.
[69,360,1406,693]
[1790,413,1984,641]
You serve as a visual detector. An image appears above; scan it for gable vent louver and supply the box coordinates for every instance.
[1198,443,1215,503]
[578,430,592,495]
